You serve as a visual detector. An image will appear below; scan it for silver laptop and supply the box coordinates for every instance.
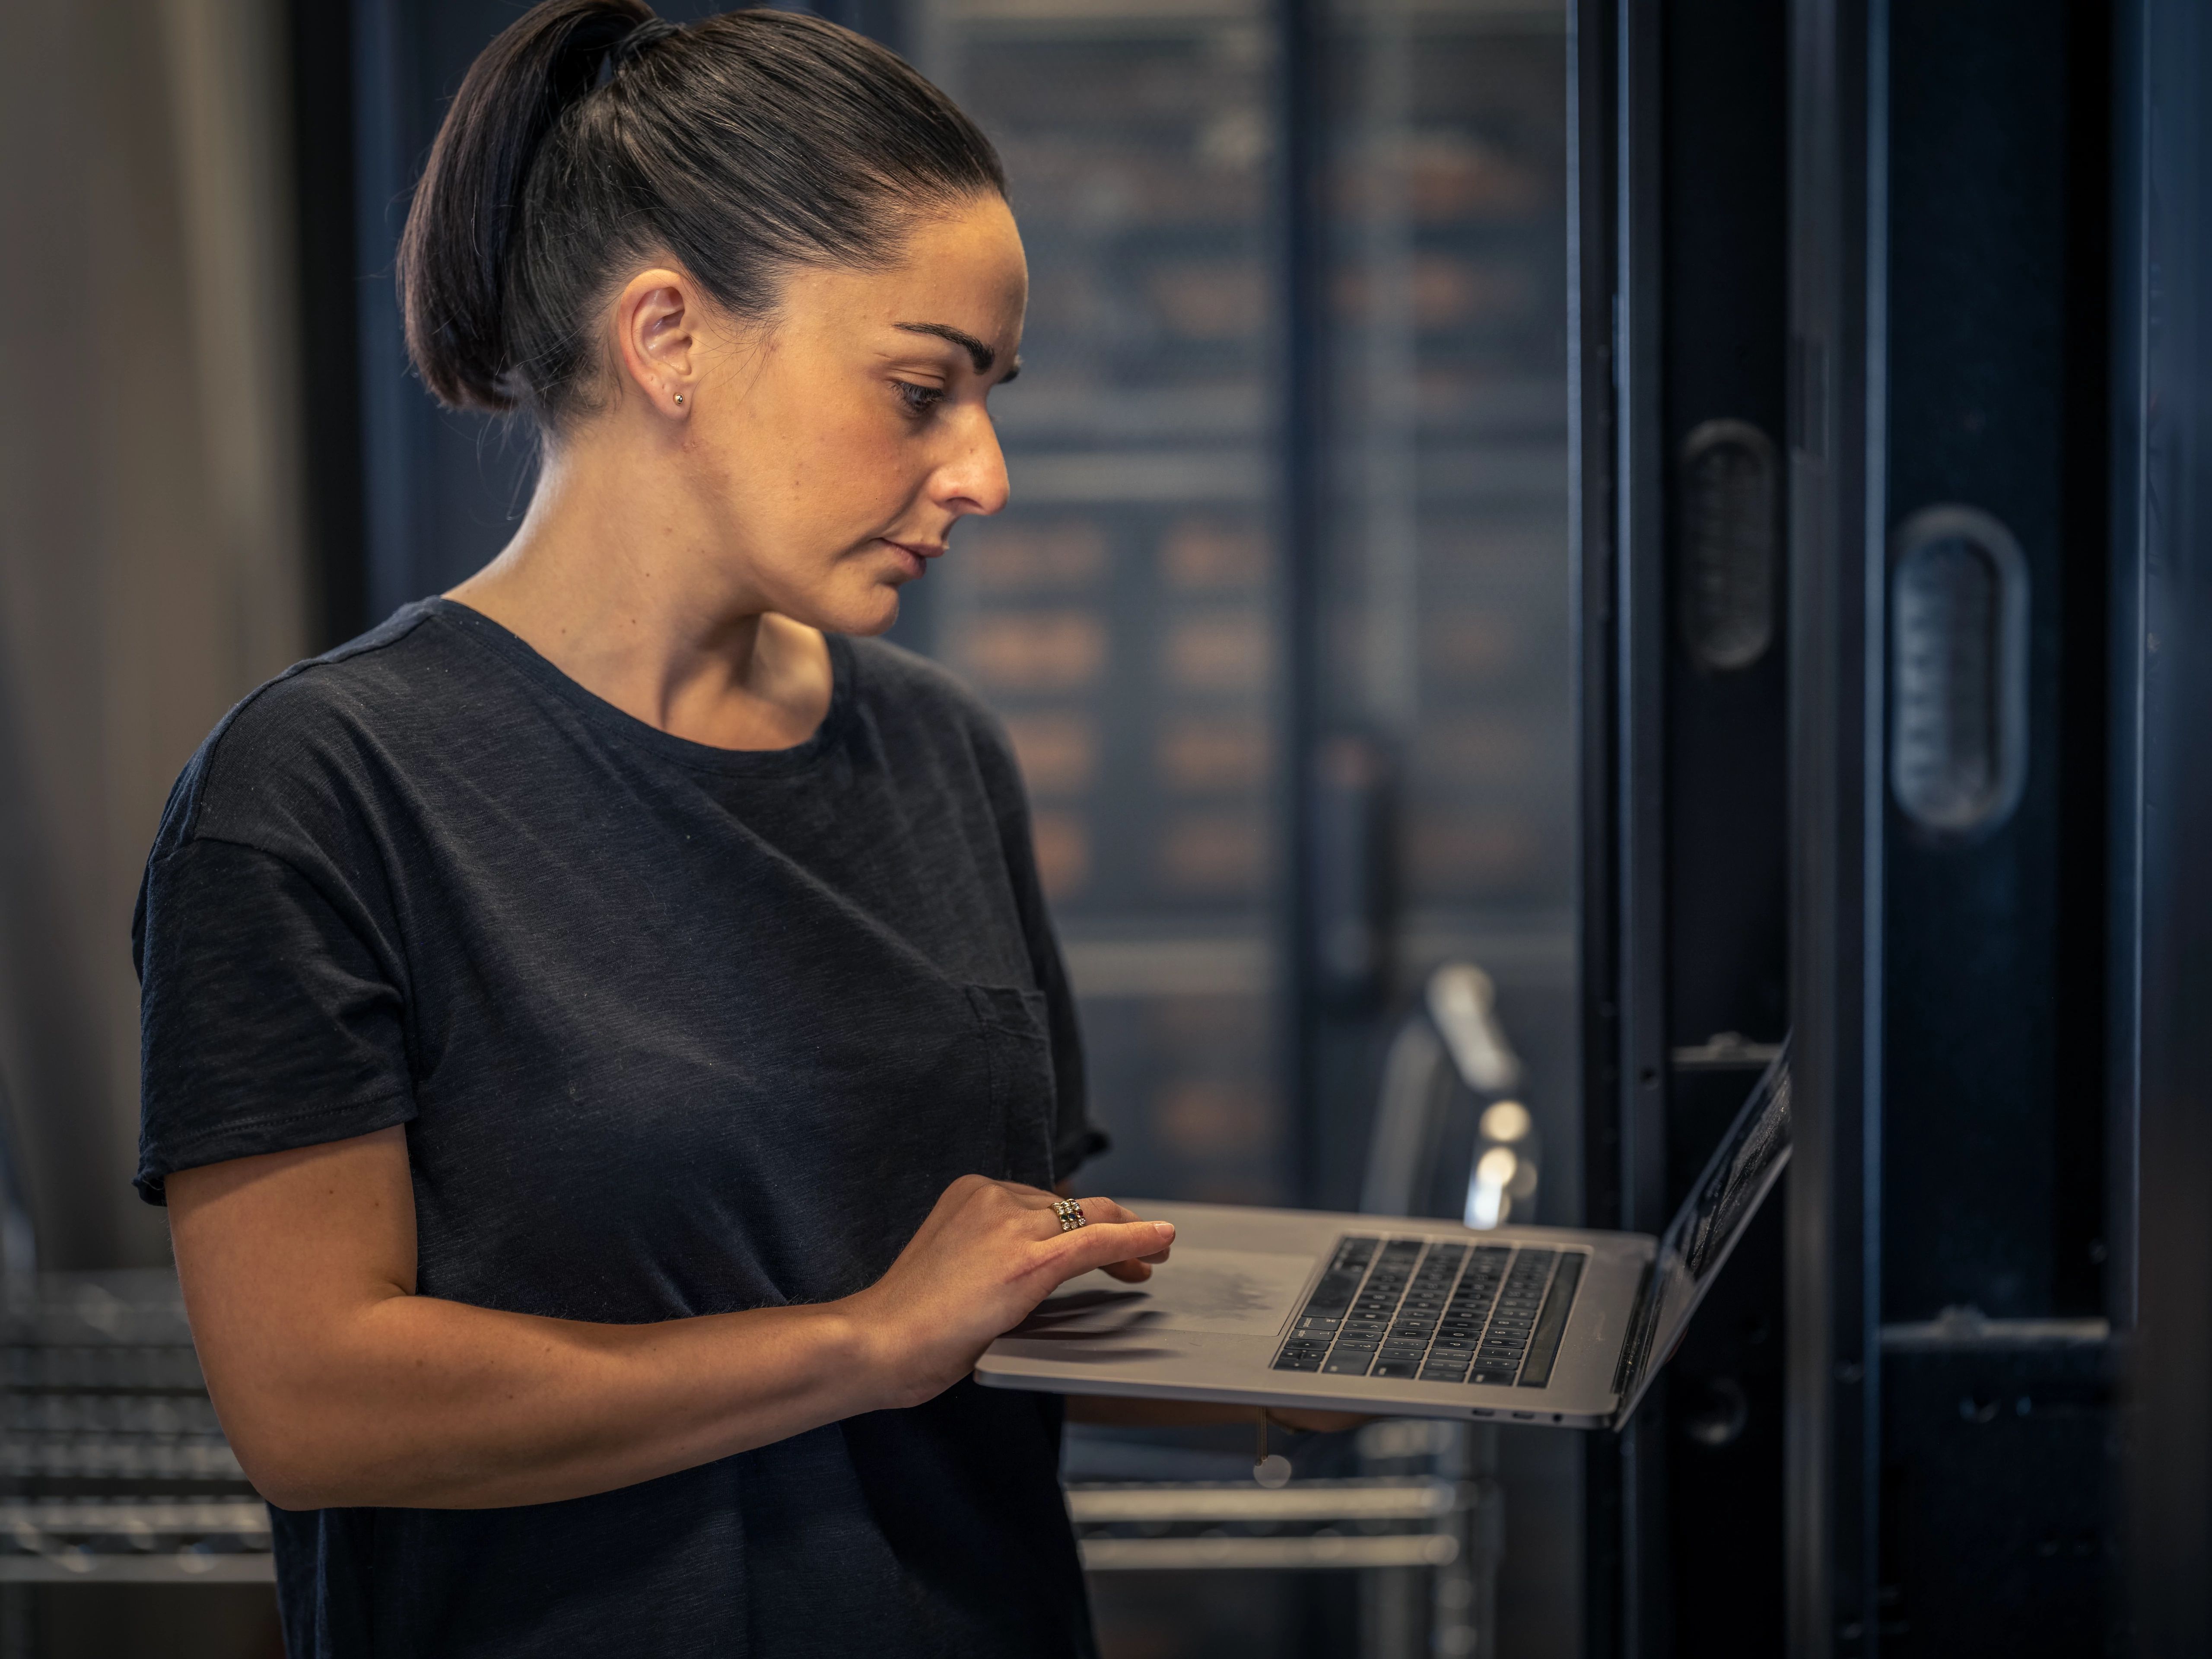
[977,1046,1788,1431]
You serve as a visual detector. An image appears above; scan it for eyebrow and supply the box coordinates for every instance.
[894,321,1015,378]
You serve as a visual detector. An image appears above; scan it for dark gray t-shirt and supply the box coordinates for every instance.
[133,598,1103,1659]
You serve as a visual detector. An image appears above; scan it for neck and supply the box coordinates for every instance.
[445,435,830,752]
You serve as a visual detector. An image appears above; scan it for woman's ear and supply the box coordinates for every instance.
[612,267,698,417]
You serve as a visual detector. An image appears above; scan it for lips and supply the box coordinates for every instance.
[883,539,946,578]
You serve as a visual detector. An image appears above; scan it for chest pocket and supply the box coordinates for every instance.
[963,985,1057,1189]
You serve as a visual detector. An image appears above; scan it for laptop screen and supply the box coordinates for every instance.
[1615,1042,1792,1425]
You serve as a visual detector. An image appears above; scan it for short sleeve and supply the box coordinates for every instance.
[135,836,416,1203]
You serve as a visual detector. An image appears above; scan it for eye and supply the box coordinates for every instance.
[894,381,947,418]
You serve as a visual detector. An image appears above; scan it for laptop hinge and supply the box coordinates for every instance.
[1606,1259,1660,1430]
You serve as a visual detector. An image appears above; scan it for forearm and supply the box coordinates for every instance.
[222,1293,886,1511]
[172,1135,1175,1512]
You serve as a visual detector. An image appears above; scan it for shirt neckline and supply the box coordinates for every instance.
[422,597,855,778]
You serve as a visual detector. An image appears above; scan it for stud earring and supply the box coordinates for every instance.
[674,393,685,406]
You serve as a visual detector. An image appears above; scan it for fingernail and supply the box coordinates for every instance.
[1156,1222,1176,1239]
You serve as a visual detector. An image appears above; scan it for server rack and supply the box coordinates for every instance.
[1578,1,2137,1654]
[2127,0,2212,1649]
[1784,2,2129,1654]
[1572,1,1792,1653]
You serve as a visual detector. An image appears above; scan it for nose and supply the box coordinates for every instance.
[932,404,1011,520]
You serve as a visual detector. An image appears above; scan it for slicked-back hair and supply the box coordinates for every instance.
[397,3,1005,427]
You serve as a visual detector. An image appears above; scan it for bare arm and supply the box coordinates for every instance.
[167,1127,1173,1512]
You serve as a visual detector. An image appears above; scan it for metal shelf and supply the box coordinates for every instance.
[0,1498,272,1584]
[1067,1473,1491,1575]
[3,1271,267,1588]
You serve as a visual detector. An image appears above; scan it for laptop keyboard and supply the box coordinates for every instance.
[1271,1236,1587,1389]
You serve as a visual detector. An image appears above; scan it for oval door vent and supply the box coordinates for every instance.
[1888,504,2030,838]
[1678,419,1779,672]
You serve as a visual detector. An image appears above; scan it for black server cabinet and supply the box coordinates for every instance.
[1582,0,2135,1653]
[2128,0,2212,1648]
[1874,4,2117,1652]
[1573,1,1792,1653]
[1786,1,2128,1656]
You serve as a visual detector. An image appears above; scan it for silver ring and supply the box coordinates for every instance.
[1053,1198,1087,1232]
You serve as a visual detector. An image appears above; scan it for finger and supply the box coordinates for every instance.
[1042,1219,1176,1281]
[1030,1198,1172,1264]
[1100,1259,1154,1283]
[1023,1193,1139,1240]
[1087,1246,1170,1270]
[1064,1195,1145,1227]
[1062,1198,1170,1263]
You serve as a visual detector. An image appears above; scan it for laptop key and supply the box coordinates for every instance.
[1273,1356,1325,1371]
[1323,1354,1376,1375]
[1465,1368,1519,1386]
[1370,1360,1423,1379]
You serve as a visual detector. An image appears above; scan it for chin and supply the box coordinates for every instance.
[821,583,904,639]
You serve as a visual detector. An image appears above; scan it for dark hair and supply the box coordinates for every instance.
[397,3,1006,423]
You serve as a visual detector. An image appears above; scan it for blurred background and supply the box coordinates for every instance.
[0,0,1582,1653]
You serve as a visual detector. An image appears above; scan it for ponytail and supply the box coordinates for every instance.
[396,3,1006,423]
[399,1,648,412]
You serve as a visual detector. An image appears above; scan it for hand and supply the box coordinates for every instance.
[848,1176,1174,1410]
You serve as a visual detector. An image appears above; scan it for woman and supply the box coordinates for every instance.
[135,6,1177,1653]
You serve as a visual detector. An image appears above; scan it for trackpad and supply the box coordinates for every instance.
[1025,1248,1318,1338]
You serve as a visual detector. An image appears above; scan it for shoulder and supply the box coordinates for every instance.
[155,603,459,857]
